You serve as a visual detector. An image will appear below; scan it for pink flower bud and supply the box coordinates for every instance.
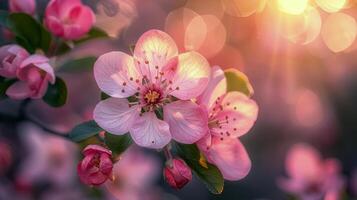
[6,55,55,100]
[9,0,36,15]
[44,0,95,40]
[164,158,192,189]
[0,44,29,78]
[77,145,113,186]
[0,141,12,175]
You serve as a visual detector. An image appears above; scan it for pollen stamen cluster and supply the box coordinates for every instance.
[119,52,179,115]
[208,97,240,141]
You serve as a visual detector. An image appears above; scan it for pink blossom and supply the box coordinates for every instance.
[105,147,161,200]
[77,144,113,186]
[0,44,29,78]
[9,0,36,15]
[164,158,192,189]
[17,123,76,186]
[278,143,345,200]
[196,66,258,180]
[44,0,95,40]
[93,29,210,149]
[0,140,12,175]
[6,54,55,100]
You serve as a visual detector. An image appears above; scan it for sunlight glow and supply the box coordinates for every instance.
[277,0,309,15]
[221,0,266,17]
[315,0,347,13]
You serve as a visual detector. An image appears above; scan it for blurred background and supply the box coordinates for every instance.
[1,0,357,199]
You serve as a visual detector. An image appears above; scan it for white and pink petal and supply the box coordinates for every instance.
[170,51,210,100]
[164,100,208,144]
[94,51,140,98]
[211,92,258,138]
[197,66,227,110]
[130,112,171,149]
[93,98,140,135]
[204,137,251,181]
[133,29,178,82]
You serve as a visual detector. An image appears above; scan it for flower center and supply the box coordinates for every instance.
[144,90,161,104]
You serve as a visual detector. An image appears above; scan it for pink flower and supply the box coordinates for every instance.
[6,55,55,100]
[105,147,161,200]
[93,29,210,149]
[278,143,345,200]
[44,0,95,40]
[0,44,29,78]
[77,144,113,186]
[17,123,76,186]
[164,158,192,189]
[9,0,36,15]
[196,66,258,180]
[0,140,12,175]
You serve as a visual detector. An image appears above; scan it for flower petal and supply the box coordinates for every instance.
[204,137,251,181]
[130,112,171,149]
[197,65,227,110]
[164,100,208,144]
[211,91,258,138]
[286,143,322,180]
[83,144,112,156]
[134,29,178,82]
[93,98,140,135]
[94,51,140,98]
[170,51,210,100]
[6,81,32,100]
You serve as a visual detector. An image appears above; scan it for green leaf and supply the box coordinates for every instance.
[69,120,103,142]
[104,132,132,157]
[0,79,16,100]
[101,92,110,100]
[224,68,254,97]
[55,41,72,56]
[176,143,224,194]
[6,13,51,53]
[74,27,109,44]
[43,76,67,107]
[0,10,9,27]
[58,56,97,72]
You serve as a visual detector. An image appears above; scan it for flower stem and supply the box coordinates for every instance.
[25,113,68,138]
[163,145,173,167]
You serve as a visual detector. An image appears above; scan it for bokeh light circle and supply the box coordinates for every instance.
[184,15,226,58]
[321,13,357,52]
[277,0,309,15]
[221,0,266,17]
[315,0,347,13]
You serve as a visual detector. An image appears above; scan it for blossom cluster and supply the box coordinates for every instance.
[0,0,351,199]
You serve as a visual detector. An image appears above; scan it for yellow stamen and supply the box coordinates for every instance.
[144,90,160,103]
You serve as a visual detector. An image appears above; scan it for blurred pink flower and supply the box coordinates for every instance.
[44,0,95,40]
[77,144,113,186]
[93,29,210,149]
[6,55,55,100]
[164,158,192,189]
[8,0,36,15]
[0,140,12,175]
[105,147,161,200]
[278,143,345,200]
[0,44,29,78]
[196,66,258,180]
[17,123,77,186]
